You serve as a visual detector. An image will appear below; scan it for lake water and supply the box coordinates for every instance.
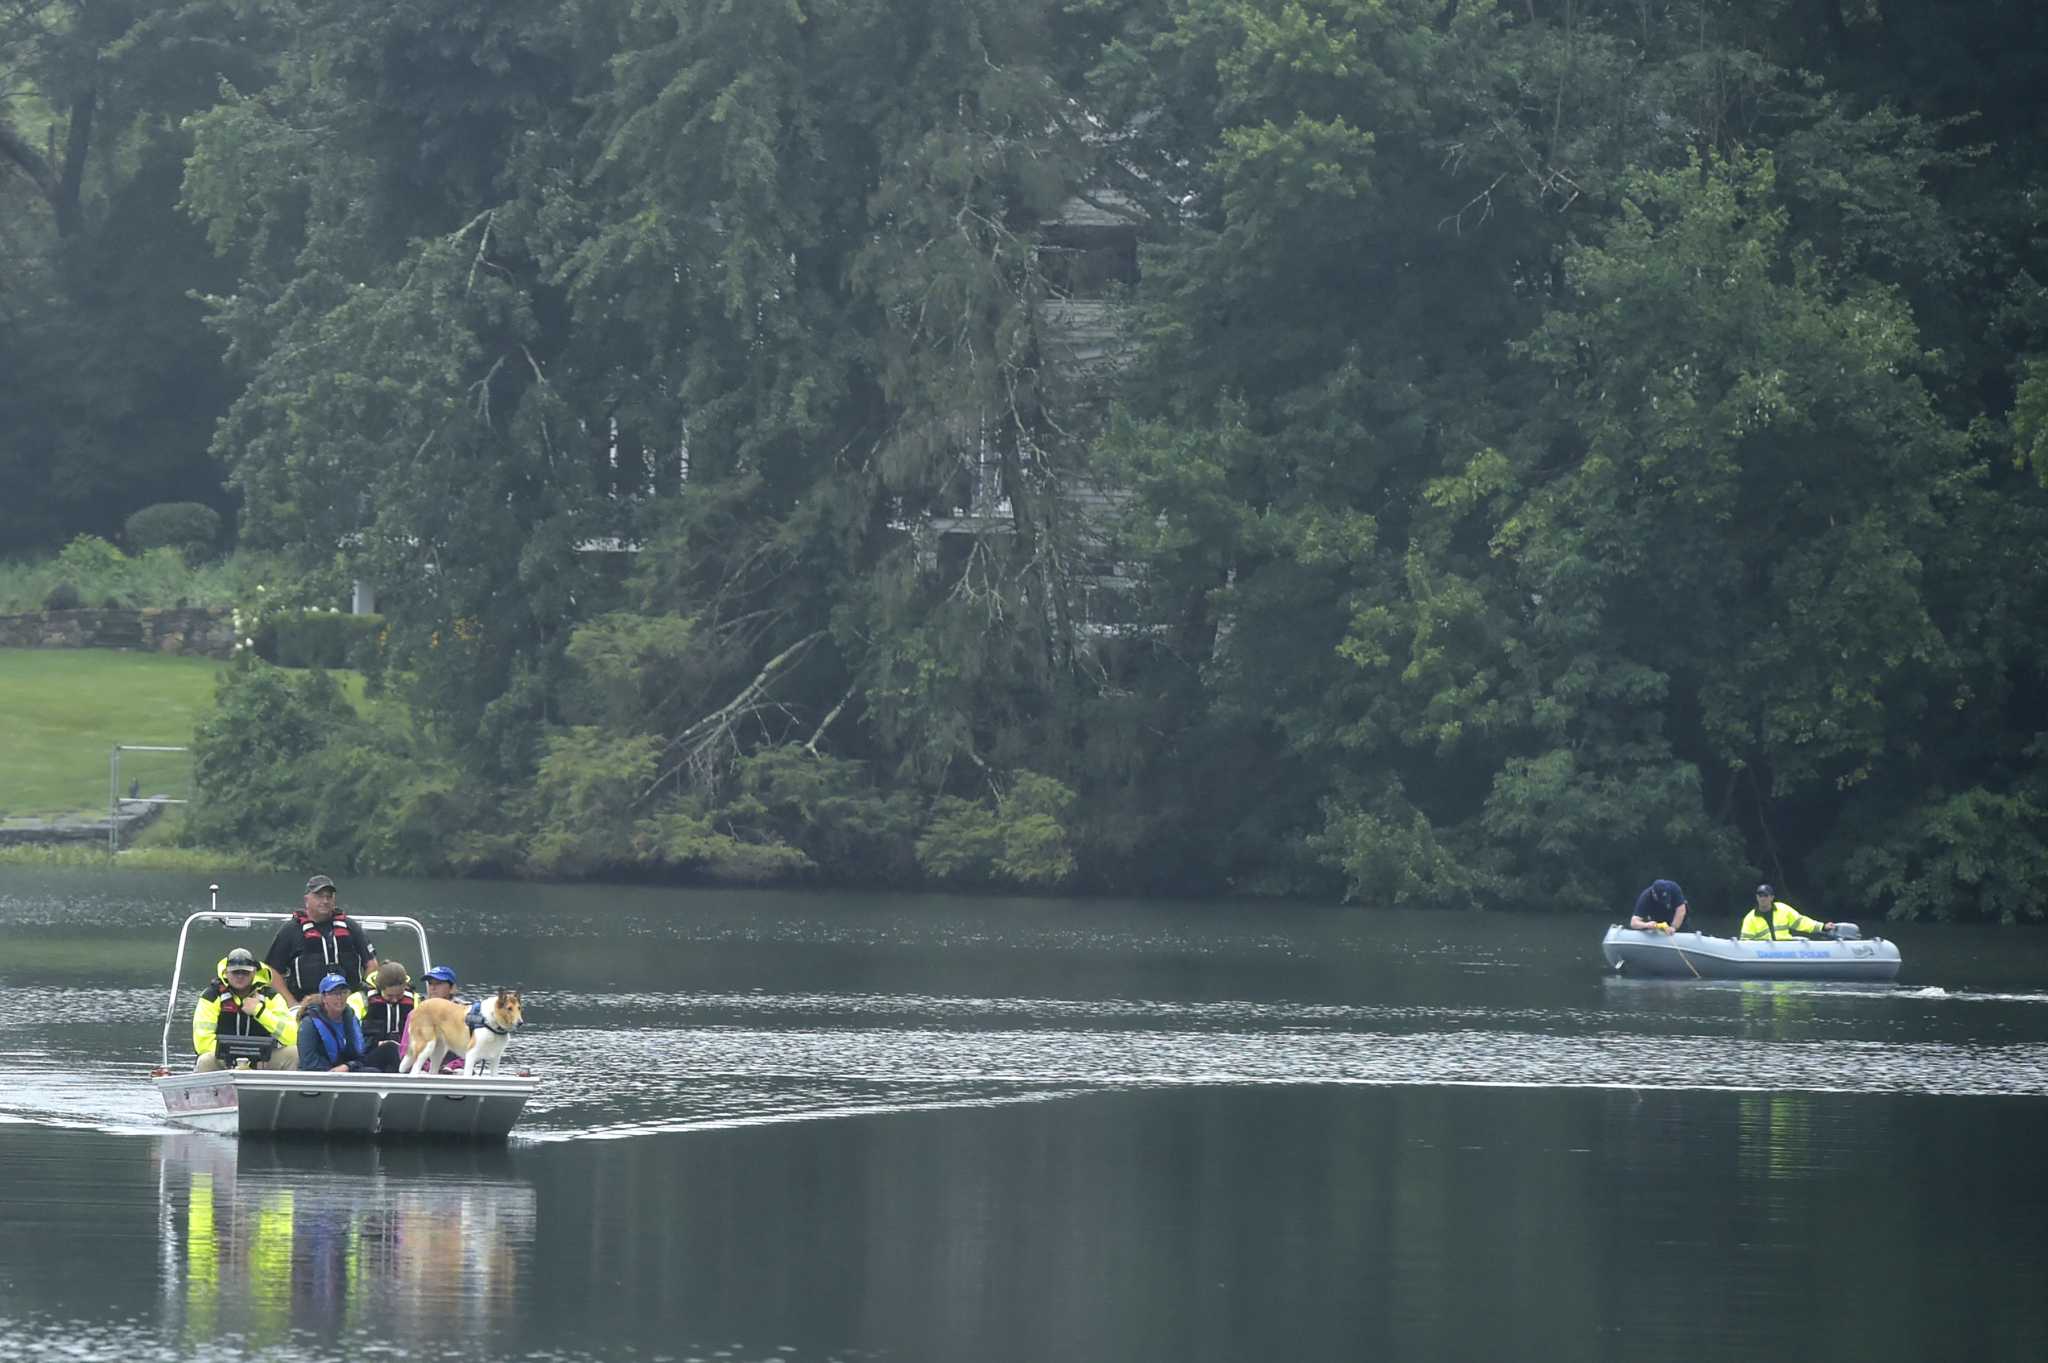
[2,868,2046,1361]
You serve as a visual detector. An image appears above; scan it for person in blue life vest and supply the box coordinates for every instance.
[265,874,379,1008]
[1739,884,1834,941]
[350,961,417,1073]
[298,974,374,1072]
[192,947,300,1070]
[1629,879,1689,934]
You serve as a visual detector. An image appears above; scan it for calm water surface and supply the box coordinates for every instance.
[3,869,2047,1361]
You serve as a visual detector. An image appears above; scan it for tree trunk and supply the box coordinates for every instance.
[56,89,96,238]
[0,88,94,237]
[0,120,64,229]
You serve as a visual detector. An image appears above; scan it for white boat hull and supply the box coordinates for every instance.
[155,1069,537,1139]
[1602,925,1902,981]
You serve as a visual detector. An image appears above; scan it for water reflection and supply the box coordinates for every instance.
[156,1137,535,1344]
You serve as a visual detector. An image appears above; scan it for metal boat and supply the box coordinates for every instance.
[151,888,536,1138]
[1601,923,1902,981]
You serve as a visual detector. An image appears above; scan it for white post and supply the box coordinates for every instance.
[352,579,377,615]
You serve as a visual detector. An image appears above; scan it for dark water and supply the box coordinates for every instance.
[3,870,2047,1361]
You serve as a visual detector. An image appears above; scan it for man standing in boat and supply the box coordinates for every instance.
[1629,879,1689,933]
[264,875,379,1008]
[1739,885,1834,940]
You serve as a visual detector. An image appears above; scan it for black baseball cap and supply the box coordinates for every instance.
[305,875,337,893]
[1755,884,1774,897]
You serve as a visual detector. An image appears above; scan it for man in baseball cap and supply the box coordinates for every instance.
[192,946,298,1070]
[264,873,378,1007]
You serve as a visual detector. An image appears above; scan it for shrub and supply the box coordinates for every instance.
[915,771,1079,887]
[256,610,385,669]
[719,746,923,883]
[55,534,127,582]
[182,661,356,865]
[42,580,83,610]
[125,502,223,563]
[38,536,135,608]
[182,657,499,876]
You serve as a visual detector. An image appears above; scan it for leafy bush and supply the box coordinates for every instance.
[0,547,296,613]
[182,661,358,864]
[124,502,223,563]
[256,610,385,668]
[1835,783,2048,923]
[182,658,494,875]
[42,580,83,610]
[522,726,662,876]
[55,534,126,583]
[717,746,924,883]
[916,771,1079,887]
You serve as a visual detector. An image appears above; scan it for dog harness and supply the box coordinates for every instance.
[466,1001,510,1036]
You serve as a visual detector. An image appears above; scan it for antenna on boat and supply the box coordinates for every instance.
[209,883,219,914]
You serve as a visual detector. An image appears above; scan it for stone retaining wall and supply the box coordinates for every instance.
[0,799,165,847]
[0,607,236,658]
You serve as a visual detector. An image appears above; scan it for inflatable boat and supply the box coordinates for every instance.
[1601,923,1902,981]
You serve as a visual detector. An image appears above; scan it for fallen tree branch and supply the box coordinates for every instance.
[803,684,857,756]
[635,630,825,804]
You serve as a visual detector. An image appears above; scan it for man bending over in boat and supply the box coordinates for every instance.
[299,973,374,1072]
[1739,885,1834,941]
[192,948,299,1071]
[1629,879,1689,934]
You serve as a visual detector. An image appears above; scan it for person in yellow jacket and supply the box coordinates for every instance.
[193,947,300,1070]
[1739,884,1835,941]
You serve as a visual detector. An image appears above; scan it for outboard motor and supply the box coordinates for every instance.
[1830,922,1862,940]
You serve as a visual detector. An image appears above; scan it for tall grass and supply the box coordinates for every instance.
[0,842,280,872]
[0,538,334,614]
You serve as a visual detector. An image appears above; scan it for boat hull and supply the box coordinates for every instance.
[1601,926,1902,981]
[155,1069,537,1139]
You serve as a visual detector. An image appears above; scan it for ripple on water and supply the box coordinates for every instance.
[5,987,2046,1141]
[0,1316,867,1363]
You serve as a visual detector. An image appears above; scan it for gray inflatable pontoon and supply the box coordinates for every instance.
[1602,924,1901,981]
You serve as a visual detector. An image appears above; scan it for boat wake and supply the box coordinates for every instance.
[6,986,2047,1142]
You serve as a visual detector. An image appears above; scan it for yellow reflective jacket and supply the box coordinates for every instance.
[1739,901,1826,941]
[192,958,299,1055]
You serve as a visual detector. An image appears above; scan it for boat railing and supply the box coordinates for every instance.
[158,884,434,1070]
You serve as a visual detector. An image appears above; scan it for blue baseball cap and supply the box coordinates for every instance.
[318,972,349,994]
[424,965,457,984]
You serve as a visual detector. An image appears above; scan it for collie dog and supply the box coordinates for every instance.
[399,990,524,1075]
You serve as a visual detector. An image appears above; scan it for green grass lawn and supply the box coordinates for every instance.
[0,649,226,818]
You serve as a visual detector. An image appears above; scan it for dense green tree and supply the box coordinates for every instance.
[0,1,270,549]
[15,0,2041,913]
